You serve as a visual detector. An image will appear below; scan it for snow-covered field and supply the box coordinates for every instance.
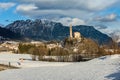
[0,52,120,80]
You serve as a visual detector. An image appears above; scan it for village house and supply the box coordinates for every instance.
[0,41,19,53]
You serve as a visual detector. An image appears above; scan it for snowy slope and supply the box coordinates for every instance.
[0,52,120,80]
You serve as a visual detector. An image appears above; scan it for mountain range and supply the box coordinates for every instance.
[0,19,113,45]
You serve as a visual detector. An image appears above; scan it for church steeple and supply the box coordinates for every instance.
[70,24,73,39]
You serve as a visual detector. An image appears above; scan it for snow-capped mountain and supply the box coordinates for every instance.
[109,30,120,43]
[5,19,113,45]
[95,25,120,43]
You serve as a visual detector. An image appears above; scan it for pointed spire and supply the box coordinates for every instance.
[70,24,73,39]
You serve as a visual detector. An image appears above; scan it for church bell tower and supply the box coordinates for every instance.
[70,24,73,39]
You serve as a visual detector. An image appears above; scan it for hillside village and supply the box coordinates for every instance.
[0,25,120,62]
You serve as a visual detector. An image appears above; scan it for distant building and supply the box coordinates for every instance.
[47,43,61,50]
[0,41,19,52]
[69,24,81,42]
[74,32,82,41]
[0,46,10,52]
[30,41,44,46]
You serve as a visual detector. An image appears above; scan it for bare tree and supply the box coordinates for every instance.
[111,34,119,54]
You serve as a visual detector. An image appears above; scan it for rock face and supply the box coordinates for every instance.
[0,26,22,40]
[5,19,113,45]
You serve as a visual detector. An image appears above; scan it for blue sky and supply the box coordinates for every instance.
[0,0,120,34]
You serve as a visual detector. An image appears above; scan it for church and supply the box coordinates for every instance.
[69,24,82,42]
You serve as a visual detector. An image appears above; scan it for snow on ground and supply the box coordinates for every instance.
[0,52,120,80]
[0,52,71,68]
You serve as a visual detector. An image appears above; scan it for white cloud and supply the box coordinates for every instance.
[15,6,95,20]
[95,25,108,30]
[83,0,118,11]
[16,4,38,12]
[94,13,118,22]
[14,0,120,21]
[0,2,15,10]
[53,17,86,26]
[14,0,120,24]
[14,0,119,11]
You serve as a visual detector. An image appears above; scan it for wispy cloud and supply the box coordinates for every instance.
[95,25,108,29]
[13,0,118,11]
[13,0,119,19]
[0,2,15,10]
[94,13,118,22]
[16,4,38,12]
[53,17,86,26]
